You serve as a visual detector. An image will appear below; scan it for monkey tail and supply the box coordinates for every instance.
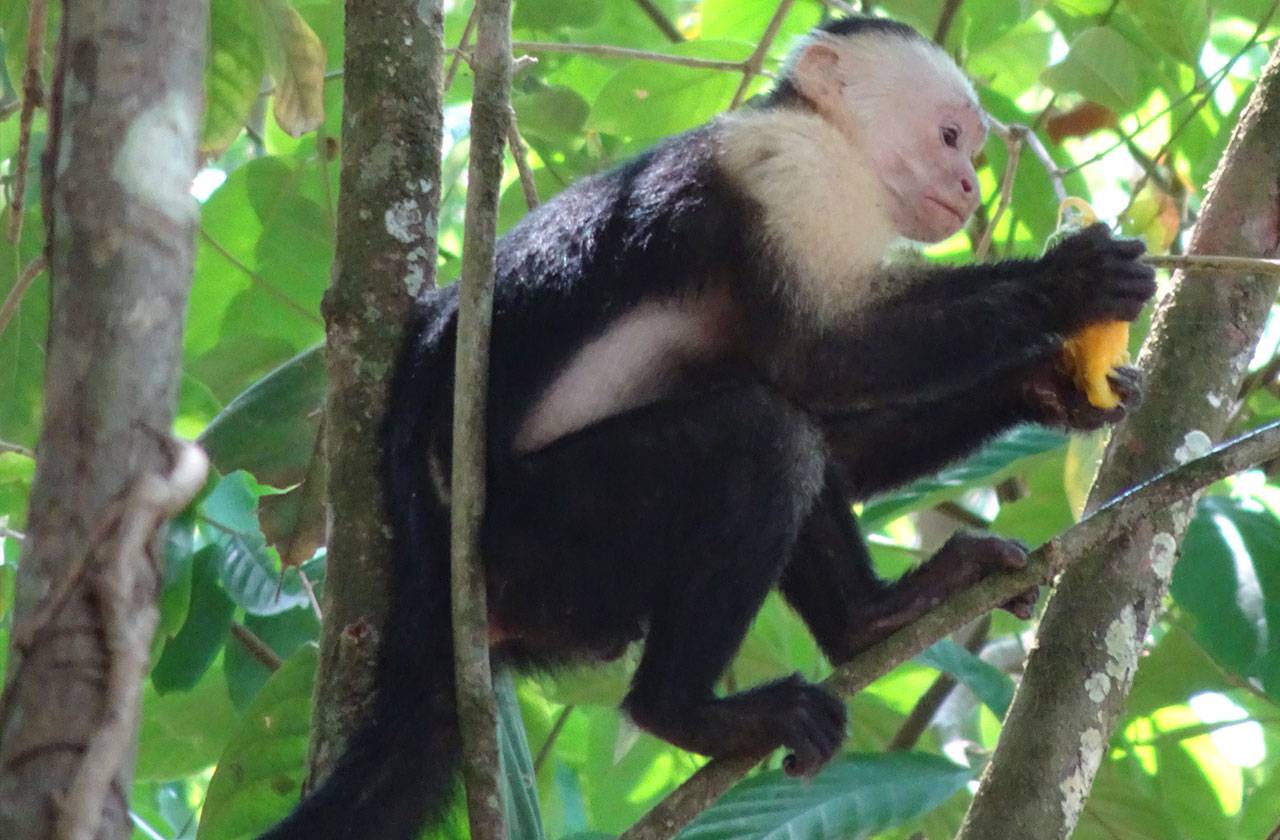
[260,309,461,840]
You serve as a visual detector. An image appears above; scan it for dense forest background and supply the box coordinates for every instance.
[1,0,1280,838]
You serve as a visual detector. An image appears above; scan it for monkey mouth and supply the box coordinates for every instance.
[925,196,965,223]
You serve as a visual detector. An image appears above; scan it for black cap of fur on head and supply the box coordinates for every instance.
[762,16,925,109]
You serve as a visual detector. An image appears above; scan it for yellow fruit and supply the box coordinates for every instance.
[1061,321,1129,409]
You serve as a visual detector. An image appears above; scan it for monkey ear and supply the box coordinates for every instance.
[791,41,844,107]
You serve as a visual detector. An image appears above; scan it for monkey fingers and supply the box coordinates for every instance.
[1023,362,1129,431]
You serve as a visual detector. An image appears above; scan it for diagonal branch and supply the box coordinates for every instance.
[620,418,1280,840]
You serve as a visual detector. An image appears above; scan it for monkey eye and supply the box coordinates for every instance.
[941,125,960,149]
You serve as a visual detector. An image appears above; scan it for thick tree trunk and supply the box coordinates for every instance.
[958,42,1280,840]
[0,1,208,838]
[306,0,446,784]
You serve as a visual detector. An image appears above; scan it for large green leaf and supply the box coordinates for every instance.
[198,644,317,840]
[1041,27,1150,113]
[861,426,1066,530]
[136,659,241,781]
[1172,496,1280,699]
[1124,0,1209,66]
[204,0,266,157]
[676,753,972,839]
[224,605,320,708]
[152,545,236,693]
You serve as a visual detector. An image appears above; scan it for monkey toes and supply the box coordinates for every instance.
[746,674,847,778]
[937,533,1040,620]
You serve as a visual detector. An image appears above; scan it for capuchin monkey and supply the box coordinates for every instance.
[262,16,1154,840]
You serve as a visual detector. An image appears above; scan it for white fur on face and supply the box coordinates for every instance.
[716,108,899,324]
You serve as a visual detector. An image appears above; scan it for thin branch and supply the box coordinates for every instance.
[199,230,324,326]
[620,419,1280,840]
[0,526,26,543]
[507,41,755,74]
[976,124,1023,259]
[444,8,477,90]
[533,705,574,772]
[451,0,511,837]
[631,0,685,43]
[0,257,47,339]
[297,566,323,622]
[932,0,963,45]
[507,113,540,211]
[730,0,797,109]
[0,439,35,458]
[230,622,284,671]
[7,0,48,245]
[1143,254,1280,277]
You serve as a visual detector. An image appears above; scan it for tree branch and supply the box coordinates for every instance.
[631,0,685,43]
[506,41,754,73]
[451,0,512,837]
[620,418,1280,840]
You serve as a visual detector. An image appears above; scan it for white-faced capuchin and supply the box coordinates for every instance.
[262,16,1155,840]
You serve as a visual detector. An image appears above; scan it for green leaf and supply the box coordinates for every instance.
[1173,496,1280,699]
[861,426,1066,530]
[136,659,240,781]
[918,639,1015,718]
[0,212,49,450]
[676,753,972,839]
[198,645,317,840]
[152,545,236,693]
[588,41,753,142]
[200,347,325,489]
[513,0,605,31]
[1124,0,1208,66]
[201,471,312,616]
[224,605,320,708]
[204,0,266,157]
[1041,27,1148,113]
[496,670,547,840]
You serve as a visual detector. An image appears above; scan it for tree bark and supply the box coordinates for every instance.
[306,0,447,785]
[0,0,208,837]
[958,42,1280,840]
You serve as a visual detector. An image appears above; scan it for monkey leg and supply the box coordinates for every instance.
[486,381,845,775]
[781,467,1038,664]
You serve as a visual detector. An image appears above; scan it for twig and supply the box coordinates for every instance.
[620,419,1280,840]
[297,565,323,621]
[507,41,754,73]
[0,256,47,339]
[0,525,26,542]
[54,441,208,840]
[507,114,540,211]
[0,439,35,458]
[889,615,990,751]
[976,124,1023,259]
[1143,254,1280,277]
[230,621,284,671]
[987,117,1067,203]
[730,0,797,109]
[632,0,684,43]
[7,0,48,245]
[533,705,574,772]
[932,0,963,45]
[451,0,511,837]
[444,8,477,90]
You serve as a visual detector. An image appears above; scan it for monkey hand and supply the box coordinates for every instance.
[1041,223,1156,329]
[1023,360,1143,431]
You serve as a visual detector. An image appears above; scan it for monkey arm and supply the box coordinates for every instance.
[772,226,1155,413]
